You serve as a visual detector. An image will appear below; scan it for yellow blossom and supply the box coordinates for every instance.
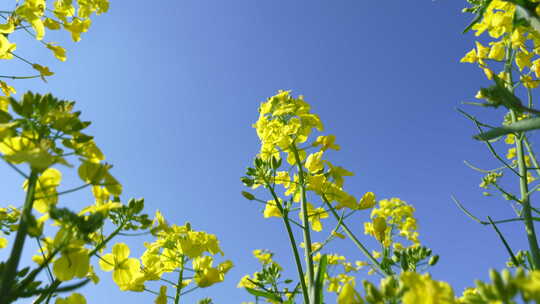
[263,199,282,218]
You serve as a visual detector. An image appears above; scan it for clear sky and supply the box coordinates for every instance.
[1,0,535,303]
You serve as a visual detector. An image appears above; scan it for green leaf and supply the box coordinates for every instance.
[245,287,282,301]
[473,116,540,140]
[314,254,328,304]
[0,110,12,123]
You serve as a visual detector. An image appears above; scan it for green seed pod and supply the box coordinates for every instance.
[428,255,439,266]
[400,254,409,271]
[380,276,396,298]
[476,281,498,301]
[241,177,254,187]
[515,267,526,279]
[241,191,256,200]
[489,269,506,300]
[363,280,383,303]
[501,269,511,285]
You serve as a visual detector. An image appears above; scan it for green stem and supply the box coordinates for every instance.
[0,170,38,303]
[174,256,185,304]
[524,138,540,179]
[512,110,540,269]
[266,184,310,304]
[505,45,540,269]
[291,145,315,300]
[322,195,392,276]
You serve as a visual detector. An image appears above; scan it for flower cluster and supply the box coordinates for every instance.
[242,91,436,302]
[0,92,229,304]
[97,218,233,302]
[364,197,419,249]
[0,0,109,95]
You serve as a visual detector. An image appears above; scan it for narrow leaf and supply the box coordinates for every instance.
[245,287,282,301]
[473,117,540,141]
[314,254,328,304]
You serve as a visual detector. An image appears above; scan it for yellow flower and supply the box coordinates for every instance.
[274,171,290,186]
[305,202,328,232]
[475,41,490,65]
[27,168,62,213]
[55,293,86,304]
[64,18,92,42]
[460,49,477,63]
[483,67,494,80]
[237,275,257,289]
[0,20,15,34]
[47,43,67,62]
[263,199,282,218]
[15,0,46,40]
[521,75,540,89]
[194,267,222,287]
[43,18,61,30]
[326,162,354,187]
[358,192,376,209]
[253,249,273,264]
[305,152,324,173]
[338,281,363,304]
[505,134,515,145]
[0,34,15,60]
[313,135,340,151]
[154,285,167,304]
[99,243,141,288]
[488,41,506,61]
[507,147,516,160]
[53,245,90,281]
[0,80,15,96]
[401,272,456,304]
[372,217,387,243]
[32,64,54,82]
[516,50,534,71]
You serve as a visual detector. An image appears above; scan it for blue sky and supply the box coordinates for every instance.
[1,0,536,302]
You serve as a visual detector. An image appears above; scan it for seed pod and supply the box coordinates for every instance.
[241,191,255,200]
[363,280,382,303]
[490,269,506,300]
[428,255,439,266]
[380,276,396,298]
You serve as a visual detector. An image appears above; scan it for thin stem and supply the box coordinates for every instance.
[10,52,33,66]
[33,183,90,200]
[487,216,522,268]
[179,286,199,296]
[512,109,540,269]
[36,238,54,283]
[458,108,520,176]
[0,169,38,303]
[174,256,185,304]
[3,159,28,178]
[266,182,309,304]
[322,194,392,276]
[291,145,315,300]
[144,288,175,300]
[463,160,507,174]
[524,138,540,183]
[505,44,540,269]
